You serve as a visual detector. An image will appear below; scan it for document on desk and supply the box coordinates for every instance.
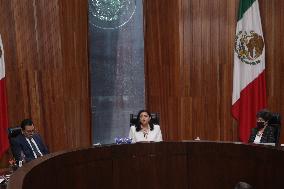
[256,143,275,146]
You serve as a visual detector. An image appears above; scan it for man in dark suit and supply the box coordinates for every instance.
[10,119,49,163]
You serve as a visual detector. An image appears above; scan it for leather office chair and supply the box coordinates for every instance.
[8,126,22,160]
[8,126,22,139]
[268,112,281,146]
[130,112,160,126]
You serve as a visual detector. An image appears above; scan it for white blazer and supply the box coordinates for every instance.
[129,124,163,143]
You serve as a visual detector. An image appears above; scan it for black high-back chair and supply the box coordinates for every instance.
[130,112,160,126]
[269,113,281,146]
[8,126,22,159]
[8,126,22,139]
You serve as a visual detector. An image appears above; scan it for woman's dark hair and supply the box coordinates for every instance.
[20,118,34,130]
[135,110,154,132]
[256,109,272,122]
[234,181,252,189]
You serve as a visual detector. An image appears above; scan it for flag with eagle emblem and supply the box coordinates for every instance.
[232,0,266,142]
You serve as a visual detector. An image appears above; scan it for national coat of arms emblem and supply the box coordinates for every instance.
[235,31,264,65]
[89,0,136,29]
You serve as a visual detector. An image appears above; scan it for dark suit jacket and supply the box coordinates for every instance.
[10,133,49,162]
[248,126,276,143]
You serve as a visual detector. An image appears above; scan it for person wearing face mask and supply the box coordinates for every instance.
[10,119,49,163]
[129,110,163,143]
[248,109,276,143]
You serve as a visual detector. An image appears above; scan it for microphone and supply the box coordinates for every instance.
[143,130,148,138]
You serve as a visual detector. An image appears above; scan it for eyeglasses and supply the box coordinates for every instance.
[24,129,35,134]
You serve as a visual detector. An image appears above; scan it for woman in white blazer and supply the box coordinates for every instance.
[129,110,162,143]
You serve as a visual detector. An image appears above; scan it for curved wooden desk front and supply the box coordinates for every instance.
[7,141,284,189]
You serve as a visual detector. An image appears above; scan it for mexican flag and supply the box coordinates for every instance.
[0,34,9,158]
[232,0,266,142]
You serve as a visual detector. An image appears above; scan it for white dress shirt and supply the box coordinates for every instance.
[25,137,43,158]
[253,133,262,143]
[129,124,163,143]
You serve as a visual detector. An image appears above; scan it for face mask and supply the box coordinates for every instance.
[257,122,265,129]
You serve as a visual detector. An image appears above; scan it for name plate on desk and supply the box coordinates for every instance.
[254,143,275,146]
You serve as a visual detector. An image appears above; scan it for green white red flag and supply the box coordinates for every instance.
[232,0,267,142]
[0,34,9,158]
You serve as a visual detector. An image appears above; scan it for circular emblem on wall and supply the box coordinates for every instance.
[235,31,264,65]
[89,0,136,29]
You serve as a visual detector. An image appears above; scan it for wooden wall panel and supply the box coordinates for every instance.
[0,0,283,159]
[261,0,284,143]
[145,0,284,143]
[144,0,181,140]
[0,0,91,152]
